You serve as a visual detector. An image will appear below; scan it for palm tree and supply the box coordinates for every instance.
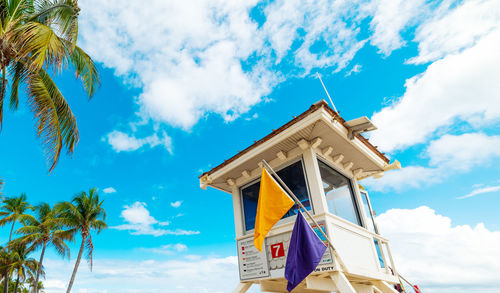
[0,194,31,243]
[16,203,70,293]
[9,243,39,293]
[0,246,13,293]
[0,194,30,293]
[56,188,106,293]
[0,0,100,171]
[26,277,44,293]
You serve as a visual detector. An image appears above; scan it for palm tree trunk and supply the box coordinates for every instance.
[9,221,15,243]
[4,221,16,293]
[14,273,19,293]
[66,236,86,293]
[34,242,47,293]
[3,276,8,293]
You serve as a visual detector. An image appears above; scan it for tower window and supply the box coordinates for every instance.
[240,159,311,232]
[317,159,361,226]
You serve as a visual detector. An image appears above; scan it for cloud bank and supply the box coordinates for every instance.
[377,206,500,292]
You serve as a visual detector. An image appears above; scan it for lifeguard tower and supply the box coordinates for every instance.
[199,100,403,293]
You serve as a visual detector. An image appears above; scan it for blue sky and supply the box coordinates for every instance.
[1,0,500,292]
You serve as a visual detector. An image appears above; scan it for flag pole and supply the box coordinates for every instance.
[261,159,347,272]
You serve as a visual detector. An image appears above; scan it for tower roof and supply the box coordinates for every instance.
[199,100,390,192]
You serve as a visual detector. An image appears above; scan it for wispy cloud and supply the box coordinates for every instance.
[141,244,188,255]
[458,185,500,199]
[345,64,362,76]
[102,187,117,194]
[106,131,172,153]
[111,202,199,237]
[170,201,182,208]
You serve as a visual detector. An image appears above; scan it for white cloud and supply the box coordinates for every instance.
[262,0,368,74]
[170,201,182,208]
[427,133,500,171]
[370,28,500,152]
[345,64,362,77]
[142,243,188,255]
[102,187,117,194]
[364,132,500,191]
[43,256,242,293]
[362,166,440,192]
[120,202,160,226]
[111,202,199,236]
[106,131,172,153]
[369,0,427,55]
[79,0,375,132]
[45,279,66,290]
[409,0,500,64]
[376,206,500,292]
[458,185,500,199]
[245,113,259,121]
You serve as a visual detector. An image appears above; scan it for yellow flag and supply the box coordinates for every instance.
[254,168,295,251]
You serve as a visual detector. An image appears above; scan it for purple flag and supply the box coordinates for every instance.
[285,212,327,292]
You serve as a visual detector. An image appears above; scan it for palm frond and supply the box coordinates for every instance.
[8,61,29,110]
[16,213,37,226]
[0,1,8,29]
[0,67,6,129]
[85,234,93,270]
[31,0,79,48]
[90,219,107,233]
[52,228,74,241]
[50,237,69,258]
[7,0,31,23]
[69,45,100,97]
[26,67,79,171]
[15,225,41,235]
[14,22,68,72]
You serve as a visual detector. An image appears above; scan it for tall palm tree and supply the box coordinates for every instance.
[9,243,39,293]
[16,203,70,293]
[0,0,100,171]
[0,194,30,293]
[26,277,44,293]
[0,194,31,243]
[56,188,106,293]
[0,246,13,293]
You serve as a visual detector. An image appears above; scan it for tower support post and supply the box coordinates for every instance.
[233,282,253,293]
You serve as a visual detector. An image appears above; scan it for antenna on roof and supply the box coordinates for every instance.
[316,72,338,113]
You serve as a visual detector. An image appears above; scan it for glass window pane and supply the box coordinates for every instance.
[361,191,376,233]
[241,160,311,231]
[317,159,361,225]
[374,239,385,268]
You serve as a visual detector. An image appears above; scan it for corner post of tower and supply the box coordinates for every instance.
[232,282,253,293]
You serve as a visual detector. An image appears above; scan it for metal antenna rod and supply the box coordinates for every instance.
[316,72,338,113]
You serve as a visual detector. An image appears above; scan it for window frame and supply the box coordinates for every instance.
[360,189,379,234]
[315,155,363,227]
[239,157,313,234]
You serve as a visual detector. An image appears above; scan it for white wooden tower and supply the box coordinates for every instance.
[199,100,403,293]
